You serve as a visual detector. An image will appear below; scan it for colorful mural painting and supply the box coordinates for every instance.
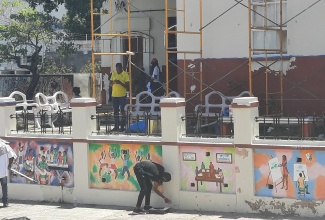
[9,140,74,188]
[89,143,162,190]
[254,148,325,200]
[180,146,236,194]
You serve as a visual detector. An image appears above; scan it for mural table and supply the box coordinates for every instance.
[195,169,224,192]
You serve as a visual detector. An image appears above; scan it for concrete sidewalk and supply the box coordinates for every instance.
[0,201,321,220]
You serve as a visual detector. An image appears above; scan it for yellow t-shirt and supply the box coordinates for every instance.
[110,70,130,97]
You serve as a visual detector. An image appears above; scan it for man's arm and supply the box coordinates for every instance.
[152,181,171,204]
[112,80,129,90]
[152,67,159,80]
[8,157,14,170]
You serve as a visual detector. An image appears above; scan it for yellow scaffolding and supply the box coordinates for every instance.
[90,0,132,101]
[248,0,285,114]
[165,0,203,101]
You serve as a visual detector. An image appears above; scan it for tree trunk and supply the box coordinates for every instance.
[26,73,40,100]
[21,46,42,100]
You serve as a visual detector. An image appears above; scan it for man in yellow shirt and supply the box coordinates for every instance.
[110,63,130,132]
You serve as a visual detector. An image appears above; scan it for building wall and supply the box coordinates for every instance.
[175,0,325,115]
[177,0,325,58]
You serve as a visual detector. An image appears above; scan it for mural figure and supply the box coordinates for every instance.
[36,155,52,185]
[53,148,58,164]
[201,162,205,170]
[98,151,110,182]
[209,162,214,177]
[10,159,20,177]
[279,155,289,190]
[120,153,131,180]
[24,148,35,174]
[63,151,68,166]
[18,143,24,164]
[108,150,118,179]
[135,151,143,163]
[297,171,310,195]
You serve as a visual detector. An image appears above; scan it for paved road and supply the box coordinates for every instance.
[0,201,321,220]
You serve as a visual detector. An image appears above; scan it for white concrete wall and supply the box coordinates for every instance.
[177,0,249,59]
[286,0,325,55]
[3,96,325,217]
[176,0,325,59]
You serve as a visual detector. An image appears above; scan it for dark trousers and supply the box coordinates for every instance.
[112,96,126,129]
[0,176,8,204]
[134,166,152,208]
[150,82,164,97]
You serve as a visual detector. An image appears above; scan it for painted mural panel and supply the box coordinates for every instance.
[9,140,74,188]
[89,143,162,190]
[254,148,325,200]
[180,146,236,194]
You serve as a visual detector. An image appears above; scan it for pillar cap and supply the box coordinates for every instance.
[70,97,96,103]
[0,98,15,105]
[160,97,185,104]
[232,97,258,108]
[70,98,97,107]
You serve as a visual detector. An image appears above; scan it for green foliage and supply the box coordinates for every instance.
[80,61,101,73]
[62,0,106,35]
[41,57,73,74]
[0,1,76,98]
[27,0,65,13]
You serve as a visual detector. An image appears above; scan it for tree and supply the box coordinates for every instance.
[26,0,106,36]
[26,0,65,13]
[63,0,106,36]
[0,1,76,99]
[41,57,73,74]
[80,61,101,73]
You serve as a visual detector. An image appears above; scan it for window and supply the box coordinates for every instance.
[251,0,287,54]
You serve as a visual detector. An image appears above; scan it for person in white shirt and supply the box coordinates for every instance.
[0,139,17,207]
[150,58,164,96]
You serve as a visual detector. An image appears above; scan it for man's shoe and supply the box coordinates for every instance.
[143,205,153,211]
[3,203,8,207]
[133,207,144,213]
[119,128,125,132]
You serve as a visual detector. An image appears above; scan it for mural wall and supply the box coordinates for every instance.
[180,145,236,194]
[89,143,162,190]
[0,75,73,99]
[254,148,325,200]
[9,140,74,188]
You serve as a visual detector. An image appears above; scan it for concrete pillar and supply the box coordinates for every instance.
[160,98,186,142]
[70,98,97,203]
[0,98,16,137]
[232,97,259,145]
[231,97,259,213]
[159,98,186,208]
[70,98,97,139]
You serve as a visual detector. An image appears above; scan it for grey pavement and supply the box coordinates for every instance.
[0,200,321,220]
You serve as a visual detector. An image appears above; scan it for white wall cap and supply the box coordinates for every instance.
[232,97,258,106]
[160,97,185,104]
[70,97,96,103]
[0,98,15,103]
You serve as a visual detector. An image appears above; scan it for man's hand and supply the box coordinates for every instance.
[114,80,122,84]
[164,197,171,204]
